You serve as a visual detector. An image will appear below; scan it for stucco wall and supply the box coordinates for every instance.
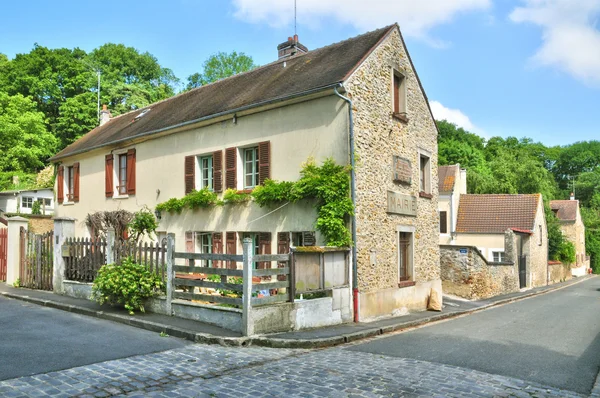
[54,95,349,253]
[439,195,452,245]
[440,245,519,300]
[453,233,505,262]
[345,28,440,318]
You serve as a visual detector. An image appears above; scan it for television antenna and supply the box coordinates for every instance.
[81,59,102,124]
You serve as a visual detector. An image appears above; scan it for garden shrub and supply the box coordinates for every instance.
[92,258,164,314]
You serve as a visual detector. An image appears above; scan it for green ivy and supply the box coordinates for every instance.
[128,206,158,241]
[92,258,165,314]
[31,200,41,215]
[223,188,252,204]
[156,187,221,213]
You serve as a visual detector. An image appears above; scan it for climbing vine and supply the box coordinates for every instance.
[155,158,354,247]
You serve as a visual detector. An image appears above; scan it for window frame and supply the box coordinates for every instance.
[197,155,214,191]
[397,225,415,285]
[21,196,34,209]
[492,251,505,262]
[242,232,260,269]
[195,232,213,267]
[439,211,448,234]
[117,153,128,196]
[243,146,259,189]
[392,69,407,120]
[67,166,75,202]
[418,149,432,196]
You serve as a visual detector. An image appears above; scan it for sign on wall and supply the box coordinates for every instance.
[387,191,417,216]
[392,156,412,184]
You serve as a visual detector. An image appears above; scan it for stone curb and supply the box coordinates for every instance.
[1,275,594,349]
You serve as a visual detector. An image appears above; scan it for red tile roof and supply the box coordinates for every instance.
[438,165,458,193]
[456,194,541,234]
[550,200,578,222]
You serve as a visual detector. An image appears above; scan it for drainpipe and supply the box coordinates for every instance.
[334,84,359,323]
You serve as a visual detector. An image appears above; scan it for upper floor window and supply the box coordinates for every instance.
[118,154,127,195]
[198,155,213,190]
[105,149,135,198]
[67,166,75,201]
[58,163,79,204]
[439,211,448,234]
[244,147,259,189]
[419,153,431,195]
[393,70,407,119]
[22,197,33,209]
[492,251,505,262]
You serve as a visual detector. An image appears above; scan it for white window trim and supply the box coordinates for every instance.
[418,148,432,195]
[397,225,415,283]
[240,145,259,190]
[21,196,34,209]
[196,155,214,191]
[112,149,129,199]
[490,248,505,262]
[62,164,76,204]
[439,210,450,236]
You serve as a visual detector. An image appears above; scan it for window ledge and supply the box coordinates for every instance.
[113,195,129,200]
[62,202,75,206]
[398,281,416,289]
[419,191,433,199]
[393,113,409,123]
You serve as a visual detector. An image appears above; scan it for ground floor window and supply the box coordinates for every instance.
[242,233,260,269]
[21,197,33,209]
[398,232,412,282]
[492,251,505,262]
[195,233,213,267]
[291,231,316,247]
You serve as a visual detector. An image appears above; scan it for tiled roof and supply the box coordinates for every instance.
[456,194,541,234]
[550,200,578,222]
[50,25,396,161]
[438,165,458,193]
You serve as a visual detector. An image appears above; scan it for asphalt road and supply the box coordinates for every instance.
[0,296,189,381]
[348,277,600,395]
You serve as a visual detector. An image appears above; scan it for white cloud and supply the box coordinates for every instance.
[232,0,490,46]
[510,0,600,85]
[430,101,477,130]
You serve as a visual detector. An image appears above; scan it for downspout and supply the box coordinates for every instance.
[334,84,359,323]
[449,192,454,242]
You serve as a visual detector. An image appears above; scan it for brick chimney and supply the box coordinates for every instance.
[570,192,575,200]
[277,34,308,60]
[100,104,112,126]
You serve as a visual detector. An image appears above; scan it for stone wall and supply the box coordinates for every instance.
[346,27,439,318]
[524,197,548,287]
[440,245,519,300]
[28,215,54,234]
[548,261,572,284]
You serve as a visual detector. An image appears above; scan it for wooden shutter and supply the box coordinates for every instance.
[258,141,270,185]
[440,211,448,234]
[126,149,136,195]
[57,166,64,204]
[105,154,113,198]
[212,232,223,268]
[393,74,400,114]
[72,162,80,202]
[225,147,236,190]
[213,150,223,193]
[185,231,194,267]
[258,232,271,269]
[184,156,195,194]
[277,232,290,281]
[226,232,237,269]
[303,231,316,246]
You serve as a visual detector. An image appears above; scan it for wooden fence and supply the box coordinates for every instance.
[63,237,167,282]
[19,228,53,290]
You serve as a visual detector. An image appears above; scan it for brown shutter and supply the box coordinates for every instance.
[185,231,194,267]
[57,166,64,204]
[258,141,270,185]
[213,150,223,193]
[258,232,271,269]
[302,231,316,246]
[277,232,290,281]
[225,147,236,190]
[184,156,195,194]
[126,149,136,195]
[226,232,237,269]
[105,154,113,198]
[73,162,80,202]
[212,232,223,268]
[440,211,448,234]
[393,74,400,114]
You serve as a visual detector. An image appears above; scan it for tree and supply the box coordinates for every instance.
[186,51,256,89]
[0,92,58,173]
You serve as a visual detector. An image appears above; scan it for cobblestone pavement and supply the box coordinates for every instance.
[0,343,588,398]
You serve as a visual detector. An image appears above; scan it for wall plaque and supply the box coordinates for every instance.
[387,191,417,216]
[393,156,411,184]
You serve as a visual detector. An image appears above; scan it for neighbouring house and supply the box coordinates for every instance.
[438,164,466,245]
[0,188,54,216]
[550,198,588,276]
[50,24,440,322]
[451,193,548,288]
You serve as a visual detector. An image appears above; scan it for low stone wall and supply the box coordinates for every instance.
[548,261,572,283]
[28,215,54,234]
[440,245,519,300]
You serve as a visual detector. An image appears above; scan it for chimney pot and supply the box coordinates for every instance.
[294,34,298,42]
[570,192,575,200]
[100,105,112,126]
[288,36,293,41]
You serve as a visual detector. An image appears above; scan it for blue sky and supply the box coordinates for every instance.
[1,0,599,147]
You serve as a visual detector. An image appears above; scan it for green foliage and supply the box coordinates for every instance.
[12,278,20,288]
[0,171,36,191]
[252,180,297,206]
[223,188,251,204]
[156,197,185,214]
[31,200,41,215]
[92,258,164,315]
[557,240,576,264]
[546,206,565,261]
[156,188,220,214]
[582,207,600,273]
[186,51,256,89]
[128,207,158,241]
[35,165,54,188]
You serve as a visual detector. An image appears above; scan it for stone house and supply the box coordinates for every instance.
[451,194,548,288]
[438,164,466,245]
[550,199,588,276]
[50,24,440,321]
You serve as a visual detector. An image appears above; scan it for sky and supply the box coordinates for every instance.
[1,0,599,147]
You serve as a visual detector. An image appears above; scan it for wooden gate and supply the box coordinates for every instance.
[518,255,527,289]
[0,228,7,281]
[19,228,53,290]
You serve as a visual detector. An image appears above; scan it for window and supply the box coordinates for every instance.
[196,233,213,267]
[492,251,505,262]
[198,155,213,190]
[118,154,127,195]
[419,153,431,194]
[292,231,316,247]
[398,232,412,282]
[67,166,75,201]
[243,147,259,189]
[22,197,33,209]
[539,225,543,246]
[440,211,448,234]
[242,233,260,269]
[393,70,407,117]
[37,198,52,207]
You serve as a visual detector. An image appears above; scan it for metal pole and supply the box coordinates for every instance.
[97,71,101,124]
